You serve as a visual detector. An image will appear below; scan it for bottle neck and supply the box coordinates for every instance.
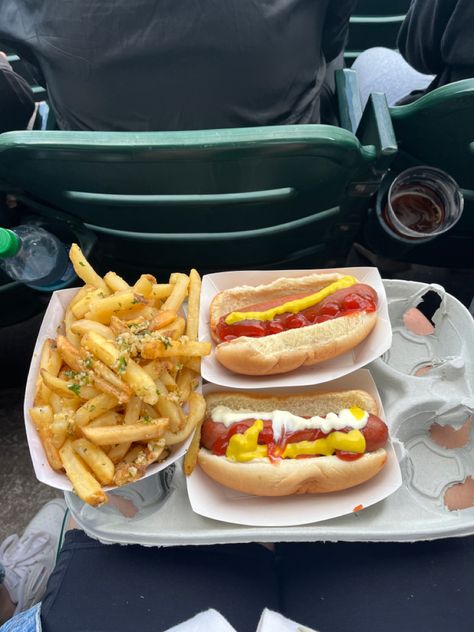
[0,228,21,258]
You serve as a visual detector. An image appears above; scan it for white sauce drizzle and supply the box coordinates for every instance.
[210,405,368,442]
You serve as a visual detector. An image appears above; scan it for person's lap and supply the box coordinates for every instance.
[277,538,474,632]
[40,531,278,632]
[351,47,434,107]
[40,530,474,632]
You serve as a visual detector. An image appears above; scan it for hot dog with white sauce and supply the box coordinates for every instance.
[198,390,389,496]
[210,272,378,376]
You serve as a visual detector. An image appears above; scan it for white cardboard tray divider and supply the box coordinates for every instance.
[64,279,474,545]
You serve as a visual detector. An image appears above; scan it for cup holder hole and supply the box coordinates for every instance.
[417,290,442,326]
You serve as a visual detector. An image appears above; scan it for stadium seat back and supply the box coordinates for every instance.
[0,124,395,278]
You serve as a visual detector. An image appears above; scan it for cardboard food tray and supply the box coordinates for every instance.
[24,288,193,492]
[200,267,392,388]
[64,279,474,544]
[186,372,401,527]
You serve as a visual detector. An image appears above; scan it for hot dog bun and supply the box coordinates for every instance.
[198,390,388,496]
[210,273,378,376]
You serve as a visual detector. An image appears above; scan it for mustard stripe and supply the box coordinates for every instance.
[224,276,357,325]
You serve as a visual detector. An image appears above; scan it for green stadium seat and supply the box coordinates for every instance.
[0,104,396,282]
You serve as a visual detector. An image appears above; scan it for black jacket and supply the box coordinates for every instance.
[398,0,474,92]
[0,0,356,131]
[0,55,35,132]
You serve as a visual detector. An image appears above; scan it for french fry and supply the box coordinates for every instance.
[156,396,185,432]
[141,402,159,419]
[108,316,129,336]
[176,367,199,403]
[123,359,159,404]
[72,438,115,485]
[40,370,84,402]
[71,319,116,340]
[82,418,168,445]
[161,273,189,313]
[149,310,177,332]
[153,377,169,397]
[51,411,73,448]
[30,405,63,471]
[107,443,132,464]
[151,283,173,301]
[133,274,156,297]
[74,393,118,427]
[168,272,182,285]
[34,339,62,406]
[160,368,177,391]
[71,288,106,319]
[56,335,84,372]
[69,243,109,293]
[183,415,205,476]
[140,338,211,360]
[164,391,206,446]
[86,292,149,324]
[88,411,123,428]
[124,396,142,424]
[141,359,169,381]
[153,316,186,340]
[104,271,130,292]
[186,268,201,341]
[49,392,81,414]
[69,284,93,309]
[59,439,108,506]
[64,307,81,348]
[119,305,157,322]
[184,357,201,373]
[93,366,132,403]
[106,396,141,462]
[113,439,166,486]
[80,331,120,367]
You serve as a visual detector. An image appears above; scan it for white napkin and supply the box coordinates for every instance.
[163,609,237,632]
[162,608,318,632]
[256,608,319,632]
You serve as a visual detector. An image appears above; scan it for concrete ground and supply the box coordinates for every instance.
[0,252,472,543]
[0,311,62,543]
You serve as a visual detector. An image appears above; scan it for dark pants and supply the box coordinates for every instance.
[41,531,474,632]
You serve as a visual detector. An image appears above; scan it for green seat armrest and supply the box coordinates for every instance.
[356,93,397,172]
[336,69,363,134]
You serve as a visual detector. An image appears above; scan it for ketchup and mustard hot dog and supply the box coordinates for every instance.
[198,390,389,496]
[210,272,378,376]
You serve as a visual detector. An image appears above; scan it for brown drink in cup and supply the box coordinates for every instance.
[380,167,463,243]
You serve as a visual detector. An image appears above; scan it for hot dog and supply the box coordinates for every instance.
[198,390,389,495]
[210,272,378,376]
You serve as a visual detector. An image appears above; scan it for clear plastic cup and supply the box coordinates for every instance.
[379,166,464,243]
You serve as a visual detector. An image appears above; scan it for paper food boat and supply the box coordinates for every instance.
[186,369,402,527]
[24,288,193,493]
[199,267,392,388]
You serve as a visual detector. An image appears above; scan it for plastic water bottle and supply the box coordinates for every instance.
[0,225,75,290]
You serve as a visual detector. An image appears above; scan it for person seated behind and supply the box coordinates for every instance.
[352,0,474,107]
[0,1,357,132]
[397,0,474,101]
[0,51,35,133]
